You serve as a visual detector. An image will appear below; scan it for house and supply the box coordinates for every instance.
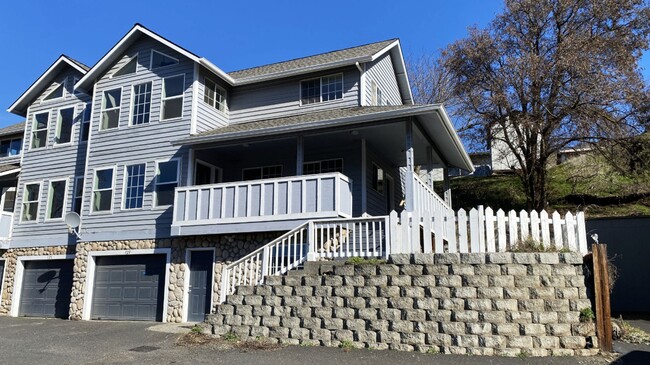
[0,24,473,323]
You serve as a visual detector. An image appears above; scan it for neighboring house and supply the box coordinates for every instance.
[0,24,473,323]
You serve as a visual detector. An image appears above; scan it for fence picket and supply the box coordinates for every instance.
[434,208,444,253]
[423,211,433,253]
[552,211,563,250]
[478,206,486,252]
[540,210,551,248]
[485,207,495,252]
[566,211,576,252]
[576,212,588,254]
[458,209,468,253]
[445,209,457,253]
[508,210,518,249]
[400,211,411,254]
[469,208,480,253]
[530,210,540,242]
[519,210,530,241]
[496,209,506,252]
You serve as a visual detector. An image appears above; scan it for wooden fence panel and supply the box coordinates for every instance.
[458,209,468,253]
[497,209,507,252]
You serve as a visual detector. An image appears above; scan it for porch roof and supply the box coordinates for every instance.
[176,105,474,172]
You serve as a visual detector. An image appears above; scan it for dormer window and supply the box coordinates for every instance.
[203,78,227,113]
[150,50,178,70]
[43,83,64,101]
[113,56,137,77]
[300,74,343,105]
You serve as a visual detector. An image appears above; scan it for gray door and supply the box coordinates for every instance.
[91,254,165,321]
[19,259,73,318]
[188,251,213,322]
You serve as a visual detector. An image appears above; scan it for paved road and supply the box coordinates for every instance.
[0,316,645,365]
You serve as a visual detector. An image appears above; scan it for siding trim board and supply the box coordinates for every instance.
[181,247,216,323]
[9,254,76,317]
[81,248,171,322]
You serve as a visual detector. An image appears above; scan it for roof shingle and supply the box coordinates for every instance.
[0,121,25,138]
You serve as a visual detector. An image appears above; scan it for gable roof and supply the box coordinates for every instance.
[75,24,235,91]
[7,55,89,117]
[0,121,25,138]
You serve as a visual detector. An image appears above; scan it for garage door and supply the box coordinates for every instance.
[91,254,166,321]
[19,259,73,318]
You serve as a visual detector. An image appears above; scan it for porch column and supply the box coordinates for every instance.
[426,146,434,189]
[443,166,452,208]
[296,136,304,175]
[404,119,415,212]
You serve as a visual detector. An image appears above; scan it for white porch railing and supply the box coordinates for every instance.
[219,216,388,303]
[173,173,353,232]
[412,174,452,239]
[389,206,588,255]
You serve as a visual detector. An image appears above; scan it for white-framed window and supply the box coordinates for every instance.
[31,111,49,149]
[150,50,179,70]
[242,165,282,180]
[0,138,22,157]
[123,163,146,209]
[155,159,179,207]
[161,75,184,120]
[46,179,67,220]
[203,78,227,113]
[1,187,16,213]
[81,103,91,142]
[21,182,41,222]
[300,73,343,105]
[131,82,152,125]
[195,160,221,185]
[303,158,344,175]
[92,167,114,212]
[43,83,64,101]
[371,163,384,194]
[100,88,122,130]
[113,56,137,77]
[73,176,83,215]
[55,107,75,145]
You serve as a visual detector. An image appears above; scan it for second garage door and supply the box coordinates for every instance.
[91,254,166,321]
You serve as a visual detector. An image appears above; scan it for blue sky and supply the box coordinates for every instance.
[0,0,647,127]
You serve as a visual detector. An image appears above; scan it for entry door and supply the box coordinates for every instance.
[187,251,213,322]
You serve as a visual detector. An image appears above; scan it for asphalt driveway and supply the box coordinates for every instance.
[0,316,646,365]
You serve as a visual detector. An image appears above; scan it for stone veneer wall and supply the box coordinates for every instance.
[0,245,76,315]
[208,253,598,356]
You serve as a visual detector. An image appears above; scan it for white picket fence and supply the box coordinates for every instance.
[389,206,588,255]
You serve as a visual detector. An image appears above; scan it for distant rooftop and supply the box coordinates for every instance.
[0,121,25,138]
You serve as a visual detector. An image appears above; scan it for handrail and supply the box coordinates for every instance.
[176,172,349,193]
[413,174,450,212]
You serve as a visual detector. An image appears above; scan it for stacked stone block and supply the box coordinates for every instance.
[208,252,598,356]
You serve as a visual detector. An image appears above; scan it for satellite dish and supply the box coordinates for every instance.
[64,212,82,239]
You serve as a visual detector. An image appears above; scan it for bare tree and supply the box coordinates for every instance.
[438,0,650,210]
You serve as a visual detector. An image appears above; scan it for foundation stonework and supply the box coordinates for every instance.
[208,253,598,356]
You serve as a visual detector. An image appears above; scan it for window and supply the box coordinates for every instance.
[81,103,91,142]
[0,138,22,157]
[372,163,384,194]
[303,159,343,175]
[203,78,227,112]
[21,183,40,222]
[47,180,67,219]
[195,160,219,185]
[377,88,383,106]
[131,82,152,125]
[55,107,74,144]
[151,50,179,69]
[92,168,114,212]
[124,164,146,209]
[242,165,282,180]
[300,74,343,105]
[31,112,49,149]
[1,187,16,213]
[43,83,64,101]
[161,75,184,120]
[113,56,137,77]
[155,160,179,206]
[101,88,121,130]
[73,177,83,215]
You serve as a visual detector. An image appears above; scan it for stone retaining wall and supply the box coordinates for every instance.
[208,253,598,356]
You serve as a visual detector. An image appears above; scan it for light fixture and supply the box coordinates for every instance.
[350,130,359,136]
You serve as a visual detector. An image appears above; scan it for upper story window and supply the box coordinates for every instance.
[43,83,64,101]
[161,75,184,120]
[124,163,146,209]
[303,158,343,175]
[46,179,67,220]
[21,183,41,222]
[203,78,227,113]
[2,187,16,213]
[81,103,91,142]
[131,82,152,125]
[55,107,74,145]
[300,74,343,105]
[371,81,384,106]
[73,176,83,215]
[242,165,282,180]
[101,88,121,130]
[92,168,114,212]
[0,138,22,157]
[155,160,179,206]
[151,50,179,70]
[113,56,137,77]
[31,112,49,149]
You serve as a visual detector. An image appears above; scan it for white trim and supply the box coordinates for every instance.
[29,110,50,150]
[45,178,69,221]
[19,181,43,224]
[81,248,172,322]
[79,83,98,223]
[128,81,153,126]
[160,74,185,121]
[9,254,76,317]
[79,102,92,144]
[359,62,367,106]
[53,106,76,147]
[99,87,123,131]
[41,82,65,104]
[90,165,117,214]
[194,159,221,185]
[0,186,16,213]
[153,158,181,208]
[149,49,179,70]
[121,163,147,210]
[299,73,344,106]
[110,54,138,79]
[361,138,367,215]
[241,164,283,180]
[202,76,228,114]
[190,63,199,134]
[182,247,216,323]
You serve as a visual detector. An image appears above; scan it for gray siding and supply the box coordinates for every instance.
[229,67,360,124]
[195,66,229,133]
[11,66,89,246]
[80,37,194,240]
[364,53,402,106]
[366,144,402,216]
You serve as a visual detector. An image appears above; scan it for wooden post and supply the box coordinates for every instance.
[592,244,613,352]
[296,136,304,176]
[404,119,416,212]
[426,146,434,189]
[443,166,452,208]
